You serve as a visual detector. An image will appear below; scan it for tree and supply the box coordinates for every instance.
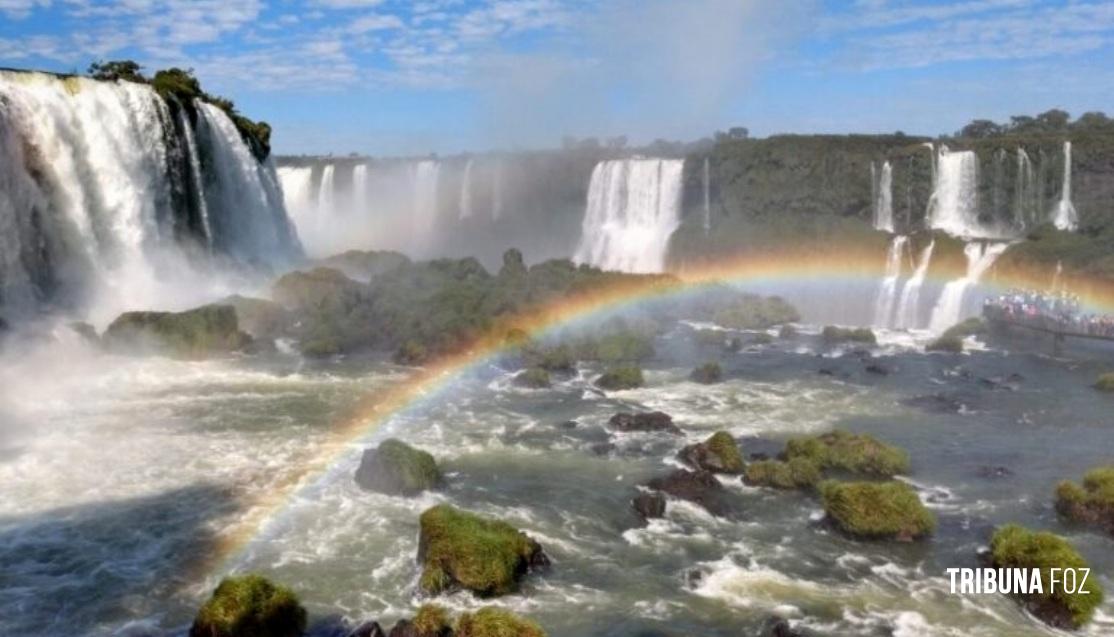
[88,60,145,82]
[1035,108,1071,131]
[957,119,1003,138]
[605,135,628,150]
[1072,111,1113,132]
[150,68,202,101]
[727,126,749,140]
[1008,115,1036,133]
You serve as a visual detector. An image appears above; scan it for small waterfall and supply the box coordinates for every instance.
[316,165,336,216]
[276,166,314,230]
[927,147,981,236]
[491,162,504,220]
[1015,148,1035,228]
[928,241,1009,332]
[411,160,441,242]
[177,106,212,247]
[873,160,895,232]
[1052,141,1078,231]
[872,235,907,327]
[895,240,935,329]
[459,159,473,220]
[574,158,684,273]
[352,163,368,214]
[702,157,711,234]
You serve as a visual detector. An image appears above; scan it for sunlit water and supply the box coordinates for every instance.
[2,323,1113,637]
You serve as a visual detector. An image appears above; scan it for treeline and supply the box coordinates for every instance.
[956,109,1114,139]
[87,60,272,159]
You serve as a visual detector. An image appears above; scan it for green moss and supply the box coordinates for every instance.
[354,439,441,496]
[821,326,877,346]
[690,362,722,384]
[712,294,800,330]
[743,458,821,489]
[395,340,429,365]
[189,574,306,637]
[926,334,964,353]
[455,607,546,637]
[595,366,644,391]
[523,344,576,372]
[820,480,935,540]
[588,332,655,363]
[104,304,251,359]
[704,431,744,473]
[785,430,909,477]
[1055,466,1114,533]
[1094,373,1114,392]
[412,604,451,636]
[514,367,551,389]
[989,525,1104,628]
[417,504,547,596]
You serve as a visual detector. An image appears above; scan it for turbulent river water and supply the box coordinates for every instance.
[2,321,1113,637]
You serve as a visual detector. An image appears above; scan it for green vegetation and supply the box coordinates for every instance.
[314,249,410,281]
[354,439,441,496]
[690,361,723,384]
[939,317,986,340]
[784,430,910,477]
[1055,466,1114,533]
[1094,373,1114,392]
[821,326,877,346]
[412,604,452,636]
[455,607,546,637]
[926,334,964,353]
[513,367,551,389]
[819,481,935,541]
[219,295,291,340]
[576,330,656,363]
[522,344,576,372]
[395,340,429,365]
[417,504,547,596]
[189,574,306,637]
[743,458,822,489]
[680,431,744,474]
[712,294,800,330]
[595,366,644,391]
[989,525,1104,628]
[104,304,251,359]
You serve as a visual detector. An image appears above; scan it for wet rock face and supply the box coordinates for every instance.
[631,492,666,522]
[608,411,681,435]
[644,469,727,515]
[354,439,441,496]
[760,615,802,637]
[678,431,744,474]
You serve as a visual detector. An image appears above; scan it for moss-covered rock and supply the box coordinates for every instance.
[819,480,935,541]
[395,340,429,365]
[189,574,306,637]
[1094,373,1114,392]
[455,607,545,637]
[412,604,452,637]
[1055,466,1114,534]
[785,430,909,477]
[315,249,410,281]
[522,344,576,372]
[989,524,1104,628]
[926,334,964,353]
[821,325,877,346]
[595,366,644,390]
[679,431,743,474]
[690,362,723,384]
[219,295,291,340]
[354,439,441,496]
[608,411,680,434]
[749,332,774,346]
[417,504,549,596]
[712,294,800,330]
[644,469,727,515]
[743,458,822,490]
[104,304,251,359]
[778,324,798,339]
[939,317,986,341]
[582,332,655,363]
[513,367,551,389]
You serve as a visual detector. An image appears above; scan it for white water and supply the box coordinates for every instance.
[491,161,504,221]
[702,157,711,234]
[928,242,1009,333]
[459,159,474,220]
[872,235,907,327]
[873,161,895,233]
[352,164,369,215]
[894,240,935,329]
[574,158,684,273]
[315,164,336,239]
[1052,141,1078,231]
[927,147,982,237]
[411,160,441,245]
[1015,148,1035,228]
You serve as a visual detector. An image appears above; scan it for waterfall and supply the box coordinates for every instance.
[1015,148,1035,228]
[492,162,504,220]
[927,147,981,237]
[459,159,473,220]
[702,157,711,234]
[574,158,684,273]
[0,71,299,322]
[928,241,1009,332]
[894,240,935,329]
[873,161,895,232]
[872,235,907,327]
[352,163,368,214]
[411,160,441,242]
[317,165,336,216]
[1052,141,1078,231]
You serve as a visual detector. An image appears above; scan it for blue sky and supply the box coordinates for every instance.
[1,0,1112,155]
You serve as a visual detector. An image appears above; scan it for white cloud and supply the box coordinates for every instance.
[0,0,49,19]
[348,13,404,33]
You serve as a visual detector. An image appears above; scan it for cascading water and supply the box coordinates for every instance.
[1052,141,1078,231]
[927,147,981,237]
[574,158,684,273]
[702,157,711,234]
[894,240,935,329]
[873,160,895,233]
[459,159,473,220]
[1015,148,1036,228]
[928,241,1009,333]
[411,160,441,243]
[352,164,368,214]
[872,235,907,327]
[0,71,299,323]
[491,162,504,221]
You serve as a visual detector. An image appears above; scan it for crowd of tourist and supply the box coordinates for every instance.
[984,290,1114,338]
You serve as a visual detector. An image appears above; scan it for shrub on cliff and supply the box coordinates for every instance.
[989,524,1103,628]
[595,366,644,390]
[354,439,441,496]
[455,608,545,637]
[820,480,935,541]
[189,574,306,637]
[417,504,548,596]
[1055,466,1114,534]
[785,430,909,477]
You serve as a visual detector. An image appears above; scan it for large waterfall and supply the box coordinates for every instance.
[894,240,935,329]
[927,147,982,237]
[459,159,474,220]
[928,241,1009,332]
[872,161,895,233]
[872,235,907,326]
[0,71,299,323]
[1052,141,1078,231]
[573,158,684,273]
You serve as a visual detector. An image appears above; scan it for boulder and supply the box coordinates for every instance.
[219,294,292,339]
[104,304,251,359]
[645,469,727,515]
[821,325,877,346]
[784,430,909,477]
[1055,466,1114,534]
[349,622,386,637]
[712,294,800,330]
[454,608,545,637]
[272,267,367,311]
[777,324,798,339]
[926,334,964,353]
[1094,373,1114,392]
[819,480,935,541]
[394,340,429,365]
[678,431,743,474]
[989,524,1104,629]
[189,574,306,637]
[689,362,722,384]
[354,439,441,496]
[513,367,551,389]
[608,411,681,435]
[417,504,549,596]
[631,492,666,522]
[760,615,802,637]
[410,604,452,637]
[315,250,410,281]
[522,344,576,372]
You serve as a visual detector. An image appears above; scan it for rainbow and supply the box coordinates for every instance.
[205,247,1114,574]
